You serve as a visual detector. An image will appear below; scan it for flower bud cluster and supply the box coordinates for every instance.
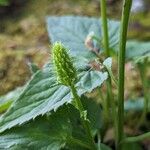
[52,42,77,86]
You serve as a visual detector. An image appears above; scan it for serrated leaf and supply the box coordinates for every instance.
[47,16,119,59]
[0,61,107,133]
[66,96,102,150]
[0,99,106,150]
[0,107,71,150]
[0,65,70,133]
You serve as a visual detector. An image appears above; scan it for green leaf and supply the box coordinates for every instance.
[82,96,102,129]
[103,57,112,69]
[61,101,108,150]
[122,143,142,150]
[0,88,22,106]
[65,96,102,150]
[126,41,150,60]
[100,143,112,150]
[124,97,150,111]
[103,57,117,86]
[66,143,111,150]
[0,99,106,150]
[0,62,107,133]
[47,16,119,59]
[66,104,87,147]
[0,107,71,150]
[133,53,150,64]
[77,70,108,93]
[28,62,40,74]
[0,88,23,113]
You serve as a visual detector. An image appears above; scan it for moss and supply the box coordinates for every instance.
[0,50,49,95]
[0,0,149,95]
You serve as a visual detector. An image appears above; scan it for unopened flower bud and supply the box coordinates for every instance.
[52,42,77,86]
[85,31,95,50]
[85,31,100,54]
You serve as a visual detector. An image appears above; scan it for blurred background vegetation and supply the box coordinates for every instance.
[0,0,150,95]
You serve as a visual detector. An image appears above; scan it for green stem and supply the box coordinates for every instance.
[137,64,149,127]
[100,0,109,56]
[97,133,101,150]
[107,77,118,140]
[70,84,97,150]
[99,88,109,141]
[106,67,118,87]
[122,132,150,143]
[100,0,117,141]
[100,0,110,126]
[117,0,132,150]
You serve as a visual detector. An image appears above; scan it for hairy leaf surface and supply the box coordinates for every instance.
[0,102,108,150]
[0,62,107,133]
[47,16,119,59]
[0,108,71,150]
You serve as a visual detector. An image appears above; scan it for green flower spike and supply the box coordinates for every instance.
[52,42,97,149]
[52,42,77,86]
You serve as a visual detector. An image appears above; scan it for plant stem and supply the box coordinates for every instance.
[100,0,110,123]
[107,77,118,138]
[137,64,149,127]
[100,0,117,140]
[122,132,150,143]
[100,0,109,56]
[70,84,97,150]
[105,67,118,87]
[99,89,108,118]
[97,133,101,150]
[116,0,132,150]
[99,88,109,141]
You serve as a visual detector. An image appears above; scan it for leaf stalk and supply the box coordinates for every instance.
[100,0,109,56]
[70,84,97,150]
[100,0,117,141]
[137,63,149,127]
[122,132,150,143]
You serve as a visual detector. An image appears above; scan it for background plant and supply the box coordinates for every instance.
[0,0,150,150]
